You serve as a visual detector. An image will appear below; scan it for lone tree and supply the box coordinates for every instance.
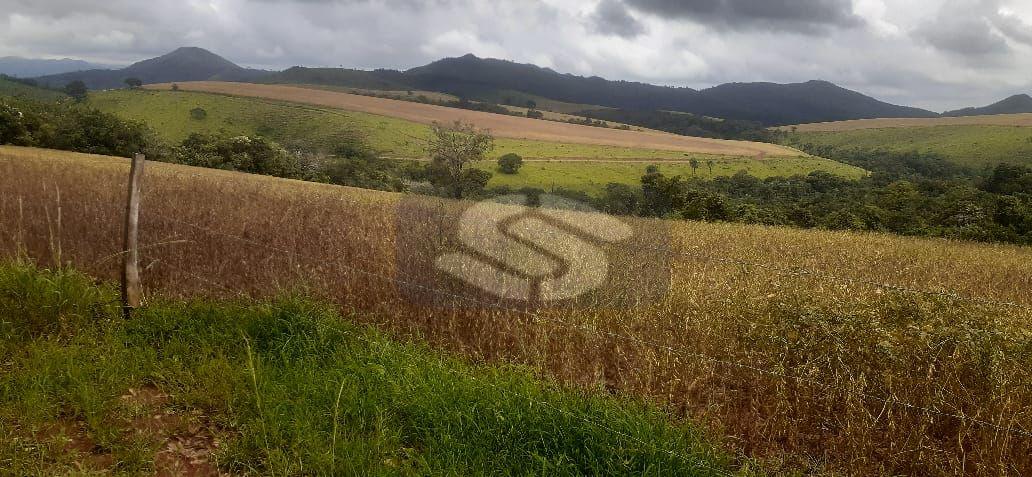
[706,159,715,175]
[497,153,523,174]
[689,158,700,177]
[426,121,494,198]
[64,80,87,102]
[124,78,143,89]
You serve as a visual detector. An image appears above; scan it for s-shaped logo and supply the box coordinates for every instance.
[435,194,634,302]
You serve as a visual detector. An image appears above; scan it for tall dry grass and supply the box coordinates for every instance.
[2,145,1031,475]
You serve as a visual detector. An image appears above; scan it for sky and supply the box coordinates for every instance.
[2,0,1032,111]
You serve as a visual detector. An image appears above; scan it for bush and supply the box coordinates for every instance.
[0,96,165,159]
[174,134,303,178]
[497,153,523,174]
[190,107,208,120]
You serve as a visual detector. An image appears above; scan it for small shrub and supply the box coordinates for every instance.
[190,107,208,120]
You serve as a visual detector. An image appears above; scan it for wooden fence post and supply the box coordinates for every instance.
[121,153,145,318]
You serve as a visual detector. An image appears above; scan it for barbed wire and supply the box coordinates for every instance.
[144,217,1032,441]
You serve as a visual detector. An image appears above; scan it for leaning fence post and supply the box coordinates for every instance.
[121,153,145,318]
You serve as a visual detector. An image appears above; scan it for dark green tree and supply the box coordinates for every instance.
[497,153,523,174]
[64,80,87,102]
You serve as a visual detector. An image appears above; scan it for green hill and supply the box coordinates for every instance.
[793,124,1032,169]
[0,76,66,101]
[944,94,1032,117]
[89,89,865,196]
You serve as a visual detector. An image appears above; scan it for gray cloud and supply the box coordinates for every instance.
[994,12,1032,45]
[913,0,1016,59]
[1,0,1031,111]
[917,18,1009,56]
[590,0,645,38]
[623,0,863,33]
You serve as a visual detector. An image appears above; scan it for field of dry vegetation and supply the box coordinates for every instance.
[2,145,1031,475]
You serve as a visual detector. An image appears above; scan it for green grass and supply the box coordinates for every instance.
[0,262,735,476]
[89,90,864,195]
[89,90,700,161]
[476,157,867,195]
[0,78,67,102]
[795,125,1032,169]
[88,90,745,162]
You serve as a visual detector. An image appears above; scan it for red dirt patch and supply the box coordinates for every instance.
[121,385,223,477]
[34,420,115,470]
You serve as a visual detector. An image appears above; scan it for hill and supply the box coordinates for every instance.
[783,113,1032,132]
[1,145,1030,475]
[791,124,1032,168]
[90,88,863,195]
[0,56,111,77]
[145,82,801,157]
[266,54,938,126]
[944,94,1032,117]
[0,76,66,101]
[262,66,410,90]
[28,49,938,125]
[33,47,269,90]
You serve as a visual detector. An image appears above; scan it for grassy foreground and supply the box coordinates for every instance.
[793,125,1032,168]
[0,262,733,475]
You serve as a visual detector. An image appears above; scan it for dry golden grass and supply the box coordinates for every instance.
[782,113,1032,132]
[146,81,803,158]
[2,145,1031,476]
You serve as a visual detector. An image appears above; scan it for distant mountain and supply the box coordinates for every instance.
[265,54,938,126]
[262,66,409,90]
[0,56,112,78]
[943,94,1032,117]
[404,54,697,112]
[33,47,270,90]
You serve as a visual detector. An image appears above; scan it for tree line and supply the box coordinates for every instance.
[3,92,1029,245]
[580,147,1032,245]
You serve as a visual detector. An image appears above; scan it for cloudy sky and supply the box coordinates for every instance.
[2,0,1032,111]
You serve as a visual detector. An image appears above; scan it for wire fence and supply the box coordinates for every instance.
[142,213,1032,444]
